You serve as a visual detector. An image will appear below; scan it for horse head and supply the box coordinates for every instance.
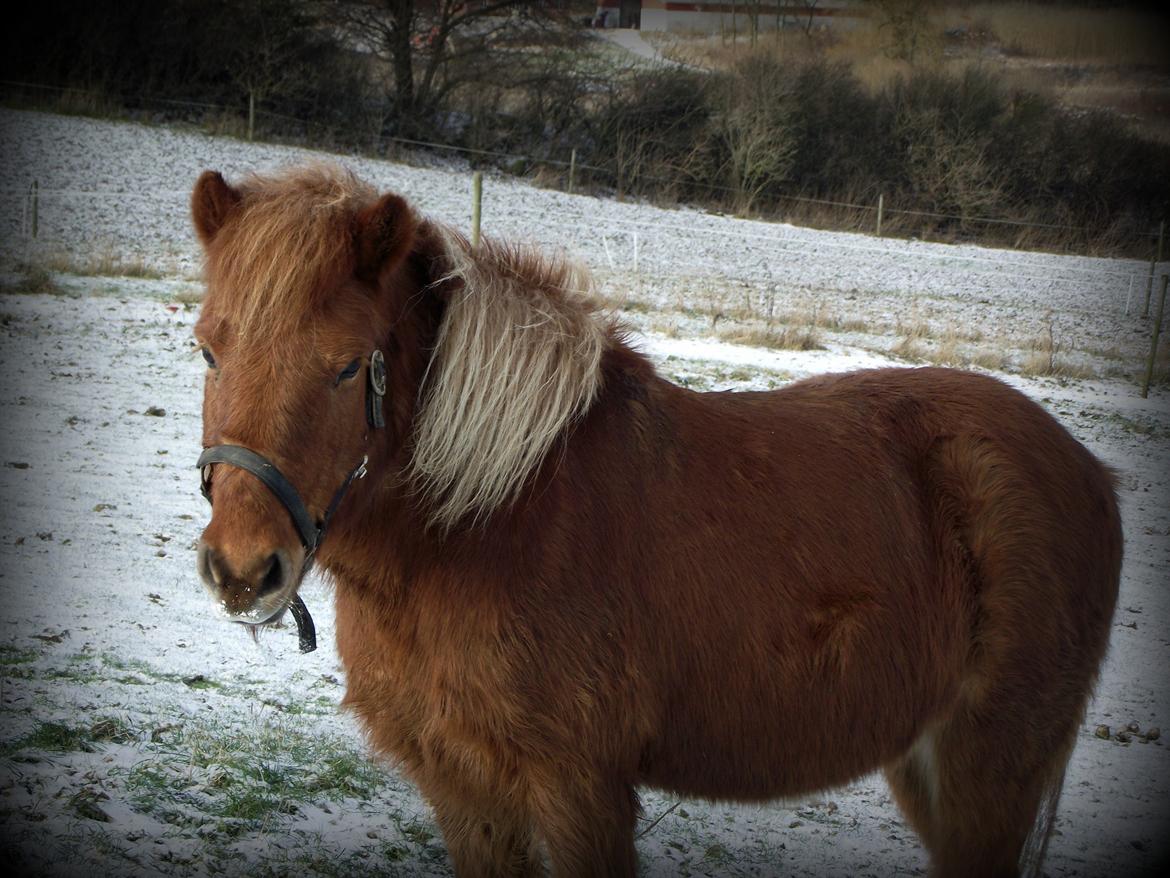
[189,165,428,638]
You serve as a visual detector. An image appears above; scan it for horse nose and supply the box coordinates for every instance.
[197,543,292,618]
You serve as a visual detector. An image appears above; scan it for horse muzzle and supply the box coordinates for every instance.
[197,541,296,620]
[194,444,370,654]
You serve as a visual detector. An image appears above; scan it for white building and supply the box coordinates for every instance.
[593,1,867,33]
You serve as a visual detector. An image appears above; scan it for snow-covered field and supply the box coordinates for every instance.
[0,108,1167,877]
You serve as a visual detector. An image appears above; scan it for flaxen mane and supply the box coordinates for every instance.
[409,228,610,529]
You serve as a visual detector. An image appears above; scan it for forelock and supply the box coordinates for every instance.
[204,163,377,339]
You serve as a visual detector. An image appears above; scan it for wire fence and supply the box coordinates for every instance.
[6,181,1152,294]
[2,78,1163,252]
[3,80,1166,390]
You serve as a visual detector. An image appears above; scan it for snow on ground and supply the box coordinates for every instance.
[0,108,1168,877]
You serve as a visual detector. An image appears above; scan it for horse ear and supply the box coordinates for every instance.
[354,193,416,285]
[191,171,241,247]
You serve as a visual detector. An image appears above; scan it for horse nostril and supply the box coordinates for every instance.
[197,543,219,589]
[257,552,286,598]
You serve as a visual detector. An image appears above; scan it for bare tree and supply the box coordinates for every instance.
[709,57,797,214]
[334,0,567,137]
[218,0,317,140]
[873,0,937,63]
[797,0,820,37]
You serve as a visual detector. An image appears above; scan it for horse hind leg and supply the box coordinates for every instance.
[885,714,1074,878]
[887,433,1118,878]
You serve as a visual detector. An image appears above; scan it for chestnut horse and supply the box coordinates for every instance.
[190,164,1121,877]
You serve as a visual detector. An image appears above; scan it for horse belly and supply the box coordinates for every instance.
[634,557,965,801]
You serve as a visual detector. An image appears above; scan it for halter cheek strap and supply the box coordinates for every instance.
[367,348,387,430]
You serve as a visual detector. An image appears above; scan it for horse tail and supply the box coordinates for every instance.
[1019,763,1068,878]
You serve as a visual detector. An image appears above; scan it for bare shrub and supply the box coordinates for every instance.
[1019,316,1092,378]
[701,55,798,214]
[593,66,713,203]
[871,0,940,64]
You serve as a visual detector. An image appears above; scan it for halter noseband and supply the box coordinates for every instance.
[195,349,387,653]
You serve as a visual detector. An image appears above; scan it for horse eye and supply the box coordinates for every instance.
[201,347,217,368]
[336,358,361,383]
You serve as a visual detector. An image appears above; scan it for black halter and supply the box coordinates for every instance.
[196,349,387,653]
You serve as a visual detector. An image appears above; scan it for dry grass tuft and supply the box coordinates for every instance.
[721,325,825,351]
[2,265,63,296]
[892,335,928,362]
[1017,319,1093,378]
[967,348,1008,372]
[171,286,205,305]
[36,248,165,279]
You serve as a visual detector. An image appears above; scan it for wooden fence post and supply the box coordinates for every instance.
[876,193,884,238]
[1141,273,1167,398]
[471,171,483,248]
[1144,220,1164,318]
[30,180,38,239]
[568,147,577,195]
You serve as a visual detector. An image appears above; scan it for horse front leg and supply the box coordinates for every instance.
[527,769,641,877]
[430,797,545,878]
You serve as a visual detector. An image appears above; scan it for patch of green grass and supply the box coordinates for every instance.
[184,676,222,690]
[220,784,299,823]
[89,716,136,744]
[1,715,137,759]
[0,644,38,665]
[2,721,92,756]
[1102,411,1161,438]
[399,817,436,847]
[98,652,225,689]
[703,841,732,864]
[122,712,391,841]
[245,838,420,878]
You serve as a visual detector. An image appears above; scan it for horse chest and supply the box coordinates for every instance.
[334,582,526,769]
